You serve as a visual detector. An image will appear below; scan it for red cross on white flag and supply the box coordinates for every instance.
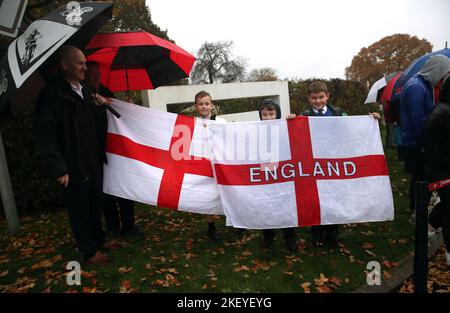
[208,116,394,229]
[103,99,223,215]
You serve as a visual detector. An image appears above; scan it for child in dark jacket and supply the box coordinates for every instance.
[294,81,380,247]
[301,82,346,246]
[259,99,298,252]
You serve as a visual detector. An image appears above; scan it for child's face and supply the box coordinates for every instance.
[195,96,213,118]
[308,91,330,110]
[260,108,277,120]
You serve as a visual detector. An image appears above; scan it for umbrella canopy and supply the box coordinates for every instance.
[391,48,450,100]
[0,2,114,114]
[85,31,196,92]
[364,72,400,104]
[380,72,402,103]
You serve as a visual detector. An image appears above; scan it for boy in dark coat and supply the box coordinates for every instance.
[259,99,298,252]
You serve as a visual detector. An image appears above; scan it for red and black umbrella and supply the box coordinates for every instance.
[85,31,196,92]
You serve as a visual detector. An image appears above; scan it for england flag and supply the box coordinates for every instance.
[207,116,394,229]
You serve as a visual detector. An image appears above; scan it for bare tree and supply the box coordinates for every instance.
[246,67,278,82]
[191,40,247,84]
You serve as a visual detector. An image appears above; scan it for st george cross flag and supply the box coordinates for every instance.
[208,116,394,229]
[103,99,223,215]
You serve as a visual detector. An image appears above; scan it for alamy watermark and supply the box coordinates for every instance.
[366,261,381,286]
[66,260,81,286]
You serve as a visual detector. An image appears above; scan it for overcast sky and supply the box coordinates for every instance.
[147,0,450,80]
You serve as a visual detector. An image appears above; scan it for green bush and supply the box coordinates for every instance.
[289,78,379,115]
[0,103,64,215]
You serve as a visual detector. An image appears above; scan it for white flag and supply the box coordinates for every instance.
[103,99,223,215]
[207,116,394,229]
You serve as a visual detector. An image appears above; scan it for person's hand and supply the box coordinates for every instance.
[94,93,112,106]
[369,112,381,120]
[57,174,69,188]
[286,114,297,120]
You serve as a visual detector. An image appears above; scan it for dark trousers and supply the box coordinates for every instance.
[401,144,425,212]
[425,164,450,251]
[262,228,296,244]
[103,195,135,233]
[429,187,450,250]
[64,167,105,260]
[311,224,339,240]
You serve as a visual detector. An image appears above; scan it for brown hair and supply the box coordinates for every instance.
[194,90,212,103]
[308,81,328,95]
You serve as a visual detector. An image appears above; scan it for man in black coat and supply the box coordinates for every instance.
[84,61,141,237]
[424,74,450,266]
[35,46,117,265]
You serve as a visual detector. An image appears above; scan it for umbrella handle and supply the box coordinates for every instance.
[106,105,121,118]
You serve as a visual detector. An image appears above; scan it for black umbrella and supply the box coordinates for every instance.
[0,1,114,115]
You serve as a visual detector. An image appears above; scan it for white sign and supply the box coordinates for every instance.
[0,0,28,38]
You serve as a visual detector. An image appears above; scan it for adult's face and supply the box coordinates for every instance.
[85,64,101,89]
[62,48,87,82]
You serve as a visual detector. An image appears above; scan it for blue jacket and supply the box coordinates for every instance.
[400,75,435,146]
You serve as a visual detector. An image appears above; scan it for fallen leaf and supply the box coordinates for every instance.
[314,273,329,286]
[382,260,398,269]
[329,277,342,286]
[300,282,311,293]
[81,271,96,278]
[361,242,374,249]
[118,267,133,274]
[119,280,135,293]
[82,286,97,293]
[316,285,333,293]
[364,250,376,256]
[185,239,194,250]
[233,265,250,272]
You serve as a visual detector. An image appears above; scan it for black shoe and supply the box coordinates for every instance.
[312,232,324,247]
[122,226,144,237]
[236,228,247,238]
[325,230,338,244]
[261,236,274,249]
[206,227,219,241]
[107,229,121,239]
[285,238,298,252]
[286,241,297,253]
[261,240,273,249]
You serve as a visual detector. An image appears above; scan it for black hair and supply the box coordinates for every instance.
[259,99,281,120]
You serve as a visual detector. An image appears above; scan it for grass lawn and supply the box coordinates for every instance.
[0,135,415,293]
